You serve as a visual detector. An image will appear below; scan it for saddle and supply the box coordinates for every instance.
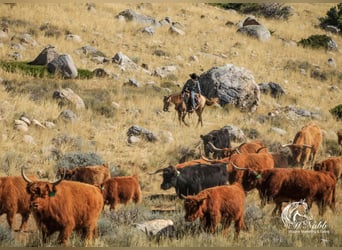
[183,92,200,112]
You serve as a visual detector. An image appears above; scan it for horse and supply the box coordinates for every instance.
[163,92,217,127]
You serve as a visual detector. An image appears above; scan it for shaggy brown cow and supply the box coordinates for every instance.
[337,130,342,146]
[0,175,37,231]
[282,122,322,168]
[242,168,336,216]
[56,163,111,185]
[175,158,211,169]
[208,140,266,158]
[313,156,342,182]
[99,175,142,211]
[22,168,104,246]
[227,152,274,190]
[182,183,246,239]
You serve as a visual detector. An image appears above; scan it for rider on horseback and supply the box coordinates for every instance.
[181,73,202,113]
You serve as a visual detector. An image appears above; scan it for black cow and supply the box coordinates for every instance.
[149,163,229,198]
[200,128,231,159]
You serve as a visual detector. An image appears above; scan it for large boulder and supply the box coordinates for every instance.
[237,17,271,42]
[199,64,260,112]
[28,45,59,65]
[47,54,78,79]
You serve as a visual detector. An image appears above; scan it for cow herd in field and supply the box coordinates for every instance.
[0,122,341,245]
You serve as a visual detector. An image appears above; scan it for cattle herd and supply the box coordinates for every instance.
[0,122,341,246]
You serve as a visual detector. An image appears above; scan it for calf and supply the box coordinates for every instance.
[57,163,111,185]
[183,183,246,239]
[313,156,342,182]
[99,175,142,211]
[0,175,37,231]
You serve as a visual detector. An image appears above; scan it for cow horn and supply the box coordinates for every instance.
[208,141,224,152]
[201,155,215,162]
[181,194,187,199]
[281,143,292,148]
[51,168,65,186]
[147,168,165,175]
[231,162,248,171]
[21,166,33,183]
[302,144,312,148]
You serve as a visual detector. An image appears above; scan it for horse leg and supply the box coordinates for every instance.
[196,109,203,127]
[182,112,189,126]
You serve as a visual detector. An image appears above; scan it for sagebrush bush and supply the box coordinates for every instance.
[297,34,334,50]
[55,151,103,169]
[319,3,342,33]
[330,104,342,121]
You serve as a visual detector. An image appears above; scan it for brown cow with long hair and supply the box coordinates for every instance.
[99,175,142,211]
[242,168,336,216]
[56,163,111,185]
[0,175,37,232]
[22,168,104,246]
[227,152,274,190]
[313,156,342,183]
[182,183,246,240]
[282,122,322,168]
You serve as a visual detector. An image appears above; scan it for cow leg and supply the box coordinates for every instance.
[196,110,203,127]
[222,218,231,237]
[208,213,220,234]
[19,212,30,232]
[234,217,245,240]
[57,224,74,246]
[6,211,15,230]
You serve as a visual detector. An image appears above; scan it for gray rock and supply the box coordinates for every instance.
[53,88,85,109]
[112,52,139,71]
[28,45,59,65]
[141,26,155,35]
[237,24,271,41]
[58,109,78,123]
[116,9,156,25]
[133,219,174,239]
[168,25,185,35]
[259,82,286,98]
[222,124,246,142]
[127,125,158,142]
[47,54,78,78]
[199,64,260,112]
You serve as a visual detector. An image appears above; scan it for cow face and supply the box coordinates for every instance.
[313,161,322,171]
[200,134,216,157]
[241,169,262,191]
[183,196,206,222]
[160,166,179,190]
[287,144,307,166]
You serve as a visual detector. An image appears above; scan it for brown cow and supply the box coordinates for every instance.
[99,175,142,211]
[313,156,342,182]
[22,168,104,246]
[56,163,111,185]
[227,152,274,190]
[0,175,37,231]
[182,183,246,240]
[242,168,336,216]
[208,140,266,158]
[337,130,342,146]
[175,158,211,169]
[282,122,322,168]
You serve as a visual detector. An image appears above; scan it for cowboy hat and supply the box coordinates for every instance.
[189,73,199,80]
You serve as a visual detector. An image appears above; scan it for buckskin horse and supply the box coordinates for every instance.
[163,92,217,127]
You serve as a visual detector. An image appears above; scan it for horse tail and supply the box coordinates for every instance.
[205,97,219,106]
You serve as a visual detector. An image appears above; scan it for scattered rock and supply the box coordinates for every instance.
[199,64,260,112]
[47,54,78,79]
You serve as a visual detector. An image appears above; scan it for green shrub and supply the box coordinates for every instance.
[55,152,103,169]
[330,104,342,120]
[297,34,334,50]
[319,3,342,34]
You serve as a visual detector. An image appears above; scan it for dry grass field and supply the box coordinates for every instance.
[0,2,341,247]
